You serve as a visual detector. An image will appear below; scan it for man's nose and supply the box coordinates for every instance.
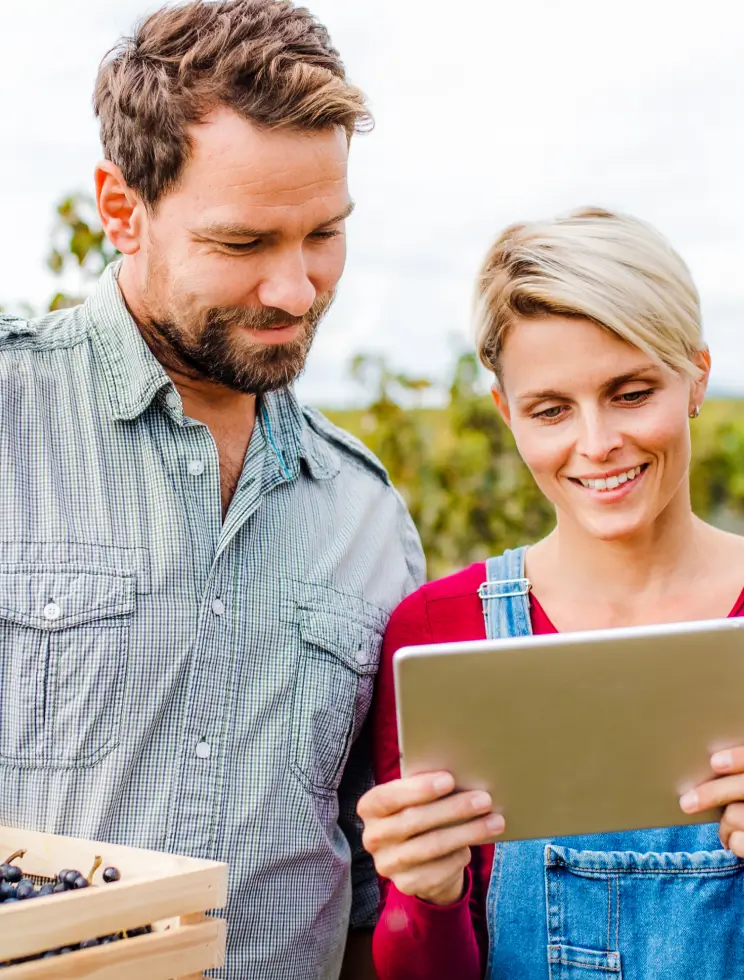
[255,251,317,318]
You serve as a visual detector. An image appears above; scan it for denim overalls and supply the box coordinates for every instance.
[482,546,744,979]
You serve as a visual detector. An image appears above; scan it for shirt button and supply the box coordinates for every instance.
[187,459,204,476]
[195,740,211,760]
[166,391,180,410]
[43,601,61,622]
[212,598,225,617]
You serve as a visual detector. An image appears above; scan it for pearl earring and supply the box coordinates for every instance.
[689,405,700,419]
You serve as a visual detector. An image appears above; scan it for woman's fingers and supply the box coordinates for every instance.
[372,811,504,879]
[357,772,456,821]
[362,786,497,852]
[719,802,744,850]
[357,773,506,906]
[680,773,744,814]
[710,746,744,775]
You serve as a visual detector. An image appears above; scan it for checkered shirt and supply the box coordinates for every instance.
[0,264,425,978]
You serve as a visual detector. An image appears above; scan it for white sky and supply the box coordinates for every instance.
[1,0,742,403]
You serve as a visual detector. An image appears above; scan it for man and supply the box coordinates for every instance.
[0,2,424,977]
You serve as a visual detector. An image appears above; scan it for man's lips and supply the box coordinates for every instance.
[240,323,303,345]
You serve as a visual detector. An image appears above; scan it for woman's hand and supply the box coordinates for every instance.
[357,771,505,906]
[680,747,744,856]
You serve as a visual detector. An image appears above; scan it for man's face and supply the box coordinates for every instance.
[131,109,351,394]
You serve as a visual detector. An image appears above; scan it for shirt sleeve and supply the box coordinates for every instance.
[339,506,426,931]
[338,718,380,929]
[370,588,485,980]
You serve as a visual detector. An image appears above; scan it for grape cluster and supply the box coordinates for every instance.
[0,851,152,967]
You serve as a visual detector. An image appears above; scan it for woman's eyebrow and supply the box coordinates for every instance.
[517,369,661,403]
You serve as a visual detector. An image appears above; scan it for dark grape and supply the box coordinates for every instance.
[62,869,81,887]
[3,866,21,884]
[102,866,121,883]
[15,881,36,900]
[73,875,89,889]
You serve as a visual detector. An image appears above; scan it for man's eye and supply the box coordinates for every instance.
[220,241,259,253]
[532,405,565,420]
[309,230,341,241]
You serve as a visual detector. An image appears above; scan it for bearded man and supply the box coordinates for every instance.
[0,2,424,977]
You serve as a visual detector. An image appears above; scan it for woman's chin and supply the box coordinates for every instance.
[580,514,652,542]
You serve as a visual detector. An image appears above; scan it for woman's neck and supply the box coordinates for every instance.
[527,493,711,611]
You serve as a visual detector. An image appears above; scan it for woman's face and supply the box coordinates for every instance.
[494,315,710,542]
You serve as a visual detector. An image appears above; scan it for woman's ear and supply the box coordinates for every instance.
[689,348,711,416]
[491,384,512,428]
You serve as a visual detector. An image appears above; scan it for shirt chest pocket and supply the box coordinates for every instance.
[291,589,384,798]
[0,566,135,768]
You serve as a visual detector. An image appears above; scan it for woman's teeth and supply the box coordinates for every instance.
[579,465,644,491]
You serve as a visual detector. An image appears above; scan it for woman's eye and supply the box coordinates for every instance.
[618,388,653,404]
[533,405,565,420]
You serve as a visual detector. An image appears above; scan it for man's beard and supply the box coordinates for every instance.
[141,291,334,396]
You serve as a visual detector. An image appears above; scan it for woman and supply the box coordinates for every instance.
[359,207,744,980]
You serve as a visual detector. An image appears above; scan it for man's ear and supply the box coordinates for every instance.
[491,384,512,428]
[94,161,143,256]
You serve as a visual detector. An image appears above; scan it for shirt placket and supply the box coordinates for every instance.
[166,417,273,860]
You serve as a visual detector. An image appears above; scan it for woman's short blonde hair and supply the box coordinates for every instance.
[474,207,704,383]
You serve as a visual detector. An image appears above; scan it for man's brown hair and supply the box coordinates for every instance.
[94,0,370,207]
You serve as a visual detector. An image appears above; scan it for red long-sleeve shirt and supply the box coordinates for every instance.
[370,561,744,980]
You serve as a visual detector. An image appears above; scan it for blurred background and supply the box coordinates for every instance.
[1,0,743,574]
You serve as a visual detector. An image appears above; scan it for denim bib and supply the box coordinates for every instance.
[481,547,744,979]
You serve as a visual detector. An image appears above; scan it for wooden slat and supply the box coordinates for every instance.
[0,826,221,881]
[0,919,225,979]
[0,867,227,960]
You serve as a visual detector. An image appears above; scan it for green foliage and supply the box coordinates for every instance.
[330,353,556,578]
[46,194,119,311]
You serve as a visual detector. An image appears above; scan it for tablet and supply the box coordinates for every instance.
[393,616,744,841]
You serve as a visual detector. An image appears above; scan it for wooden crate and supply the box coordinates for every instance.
[0,823,228,978]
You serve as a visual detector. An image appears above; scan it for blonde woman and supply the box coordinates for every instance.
[359,208,744,979]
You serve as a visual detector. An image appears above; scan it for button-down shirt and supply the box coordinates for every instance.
[0,264,425,978]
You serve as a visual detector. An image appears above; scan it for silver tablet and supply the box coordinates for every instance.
[393,616,744,841]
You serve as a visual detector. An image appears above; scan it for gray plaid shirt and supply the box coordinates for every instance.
[0,264,425,978]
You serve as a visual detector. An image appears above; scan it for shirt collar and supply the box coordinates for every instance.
[85,261,172,422]
[86,262,339,481]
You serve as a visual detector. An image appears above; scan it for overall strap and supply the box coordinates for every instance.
[478,546,533,641]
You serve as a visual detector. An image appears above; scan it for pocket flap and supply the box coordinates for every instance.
[298,608,382,674]
[0,567,135,630]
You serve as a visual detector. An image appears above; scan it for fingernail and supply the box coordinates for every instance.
[680,790,699,813]
[485,813,505,833]
[470,792,492,811]
[712,750,733,771]
[432,774,455,794]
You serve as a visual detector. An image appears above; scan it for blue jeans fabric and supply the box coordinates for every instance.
[482,548,744,979]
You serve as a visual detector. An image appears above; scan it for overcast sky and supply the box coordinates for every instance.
[1,0,742,403]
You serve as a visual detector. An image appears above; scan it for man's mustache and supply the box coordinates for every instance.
[206,296,332,332]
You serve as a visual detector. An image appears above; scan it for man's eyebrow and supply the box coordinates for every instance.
[198,201,356,240]
[517,368,662,403]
